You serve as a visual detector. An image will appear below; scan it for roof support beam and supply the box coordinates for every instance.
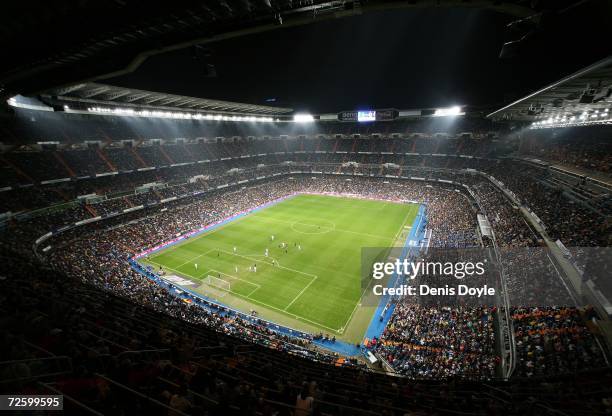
[43,82,293,115]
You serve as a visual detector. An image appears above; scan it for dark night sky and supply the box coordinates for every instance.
[106,5,612,113]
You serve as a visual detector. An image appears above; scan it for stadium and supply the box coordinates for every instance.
[0,1,611,415]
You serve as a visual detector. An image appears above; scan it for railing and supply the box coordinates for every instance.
[532,403,573,416]
[39,382,104,416]
[94,373,191,416]
[462,182,516,379]
[495,245,517,379]
[116,348,172,362]
[0,356,73,384]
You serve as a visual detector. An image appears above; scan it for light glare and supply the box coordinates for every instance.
[433,106,464,117]
[293,114,314,123]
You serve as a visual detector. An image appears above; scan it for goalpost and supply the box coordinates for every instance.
[205,275,231,291]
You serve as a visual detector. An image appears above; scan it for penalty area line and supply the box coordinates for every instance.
[237,291,342,334]
[206,268,261,294]
[283,275,318,312]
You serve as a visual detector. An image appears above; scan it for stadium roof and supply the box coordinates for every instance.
[0,0,559,99]
[40,83,293,116]
[487,55,612,123]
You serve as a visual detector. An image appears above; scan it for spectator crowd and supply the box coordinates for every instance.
[0,135,608,388]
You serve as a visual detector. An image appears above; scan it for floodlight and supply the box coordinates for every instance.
[293,114,314,123]
[433,106,464,117]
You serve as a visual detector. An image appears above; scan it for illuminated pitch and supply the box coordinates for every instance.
[141,194,418,342]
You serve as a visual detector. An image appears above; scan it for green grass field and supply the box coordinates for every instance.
[141,193,418,343]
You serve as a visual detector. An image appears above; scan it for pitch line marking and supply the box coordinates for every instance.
[283,275,318,311]
[240,292,342,333]
[242,253,282,268]
[290,220,335,235]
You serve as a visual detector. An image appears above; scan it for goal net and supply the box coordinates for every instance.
[205,275,231,291]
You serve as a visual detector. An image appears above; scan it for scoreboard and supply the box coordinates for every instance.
[358,110,376,122]
[338,109,397,122]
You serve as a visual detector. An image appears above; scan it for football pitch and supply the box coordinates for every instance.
[140,193,418,343]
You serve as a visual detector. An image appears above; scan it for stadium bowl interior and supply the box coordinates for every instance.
[0,1,611,415]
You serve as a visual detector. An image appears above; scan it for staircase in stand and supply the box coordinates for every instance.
[53,151,76,177]
[97,148,116,172]
[158,146,174,165]
[85,204,98,218]
[130,148,148,168]
[0,155,35,183]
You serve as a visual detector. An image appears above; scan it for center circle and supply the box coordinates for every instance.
[290,220,335,235]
